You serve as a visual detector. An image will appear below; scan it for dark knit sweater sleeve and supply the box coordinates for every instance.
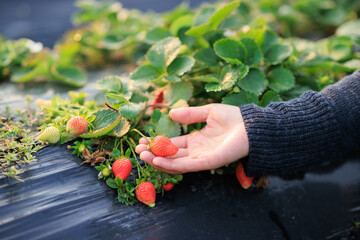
[239,69,360,176]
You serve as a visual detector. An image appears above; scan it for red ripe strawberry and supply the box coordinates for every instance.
[38,126,61,144]
[162,182,174,191]
[112,158,132,181]
[236,162,254,189]
[136,181,156,207]
[151,90,165,110]
[66,116,88,135]
[149,135,178,157]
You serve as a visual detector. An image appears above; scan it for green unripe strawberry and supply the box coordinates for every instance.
[78,144,86,153]
[102,168,111,177]
[38,126,61,144]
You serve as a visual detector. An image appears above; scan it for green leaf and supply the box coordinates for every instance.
[119,102,141,119]
[185,23,211,37]
[193,48,218,66]
[129,92,149,103]
[262,29,280,53]
[151,109,162,123]
[11,62,47,83]
[58,42,80,66]
[145,28,172,44]
[125,148,131,159]
[205,64,249,92]
[164,75,182,82]
[112,148,121,158]
[170,15,194,35]
[265,43,293,65]
[155,113,181,138]
[336,20,360,45]
[222,91,259,106]
[163,2,191,24]
[96,76,122,93]
[238,28,265,47]
[107,117,130,137]
[328,37,353,61]
[106,94,130,110]
[214,38,247,65]
[280,85,312,101]
[194,7,217,26]
[260,90,282,107]
[115,177,123,186]
[303,58,351,73]
[189,74,220,83]
[268,67,295,92]
[80,109,121,138]
[329,43,352,61]
[237,68,266,95]
[240,38,263,66]
[51,65,86,88]
[171,99,189,109]
[106,178,119,189]
[164,81,193,105]
[101,35,126,50]
[130,64,162,82]
[178,27,196,47]
[343,59,360,70]
[208,1,241,29]
[167,56,195,76]
[147,37,182,70]
[187,1,240,36]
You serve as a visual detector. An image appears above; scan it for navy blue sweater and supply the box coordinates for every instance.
[240,69,360,176]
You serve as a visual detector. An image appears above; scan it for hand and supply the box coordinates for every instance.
[135,104,249,174]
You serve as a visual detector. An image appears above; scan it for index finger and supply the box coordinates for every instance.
[139,137,150,144]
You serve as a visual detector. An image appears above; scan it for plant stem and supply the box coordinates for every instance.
[130,128,151,142]
[126,138,143,179]
[120,138,124,156]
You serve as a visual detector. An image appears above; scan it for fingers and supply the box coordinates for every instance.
[135,143,148,154]
[139,150,182,174]
[152,156,209,173]
[164,148,188,159]
[169,105,210,125]
[139,150,156,163]
[170,135,188,148]
[139,137,149,144]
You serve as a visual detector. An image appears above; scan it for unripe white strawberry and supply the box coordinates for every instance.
[38,126,61,144]
[66,116,88,135]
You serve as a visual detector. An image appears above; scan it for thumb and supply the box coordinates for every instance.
[169,105,210,125]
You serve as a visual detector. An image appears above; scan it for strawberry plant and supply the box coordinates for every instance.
[1,0,360,206]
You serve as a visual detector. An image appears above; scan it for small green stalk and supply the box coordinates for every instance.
[126,138,143,179]
[130,128,151,142]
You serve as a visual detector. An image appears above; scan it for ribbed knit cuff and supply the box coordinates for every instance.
[240,91,345,177]
[320,69,360,154]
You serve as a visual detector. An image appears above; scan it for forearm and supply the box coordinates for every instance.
[240,69,360,176]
